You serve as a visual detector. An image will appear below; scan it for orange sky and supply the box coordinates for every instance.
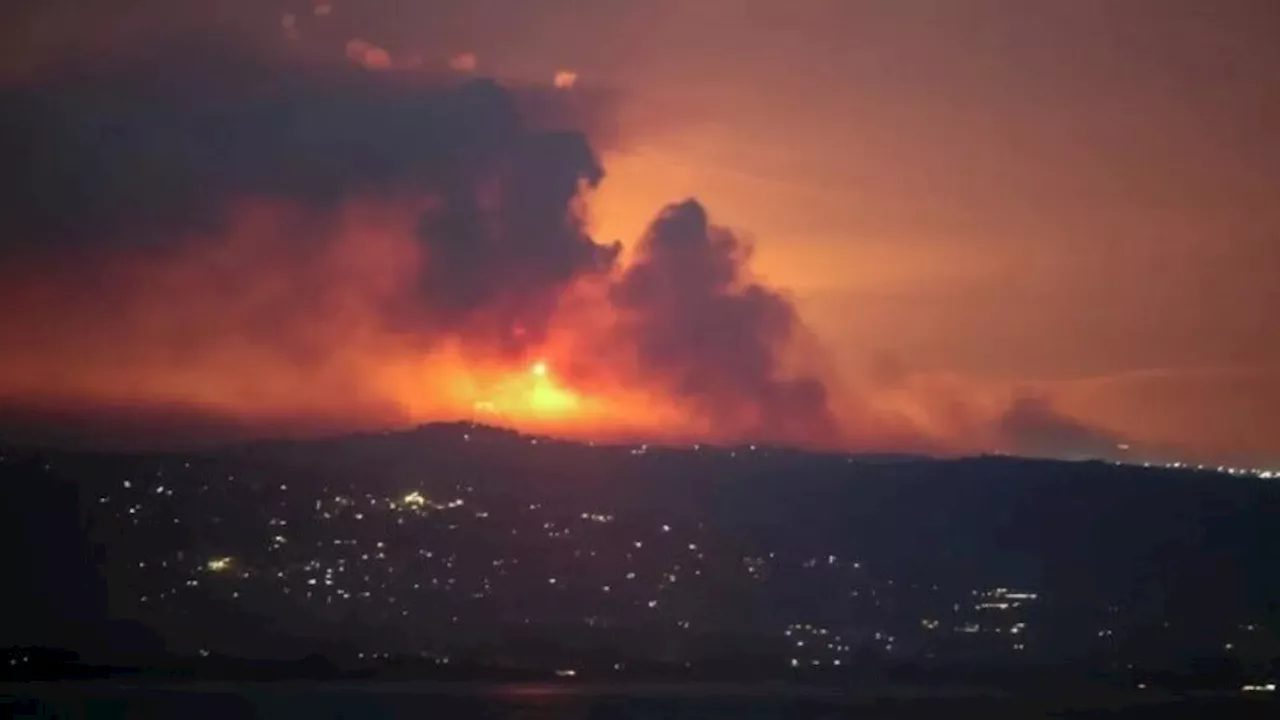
[489,0,1280,465]
[1,1,1277,465]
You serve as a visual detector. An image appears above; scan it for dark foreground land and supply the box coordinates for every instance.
[4,682,1277,720]
[3,424,1279,715]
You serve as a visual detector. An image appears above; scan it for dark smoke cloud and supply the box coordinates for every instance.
[0,29,1134,458]
[0,44,619,348]
[999,394,1124,460]
[416,109,621,347]
[613,201,838,444]
[0,39,838,446]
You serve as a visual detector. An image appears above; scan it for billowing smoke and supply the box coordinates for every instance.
[0,41,844,448]
[0,36,1127,459]
[0,44,622,350]
[613,201,837,445]
[997,395,1124,461]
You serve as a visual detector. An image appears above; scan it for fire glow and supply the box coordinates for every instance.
[0,42,1112,457]
[0,197,719,445]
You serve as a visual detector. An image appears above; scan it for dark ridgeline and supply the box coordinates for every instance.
[1,424,1278,694]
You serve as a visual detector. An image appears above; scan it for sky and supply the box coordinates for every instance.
[0,0,1277,465]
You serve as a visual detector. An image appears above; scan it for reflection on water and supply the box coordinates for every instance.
[4,683,1272,719]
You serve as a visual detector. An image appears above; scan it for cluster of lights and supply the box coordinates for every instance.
[785,623,856,667]
[974,587,1037,610]
[1136,460,1278,479]
[397,491,464,511]
[81,454,1273,672]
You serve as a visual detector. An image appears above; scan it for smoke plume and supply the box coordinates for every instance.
[0,41,847,448]
[0,34,1127,459]
[612,201,837,445]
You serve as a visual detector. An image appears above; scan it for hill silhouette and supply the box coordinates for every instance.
[2,423,1278,684]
